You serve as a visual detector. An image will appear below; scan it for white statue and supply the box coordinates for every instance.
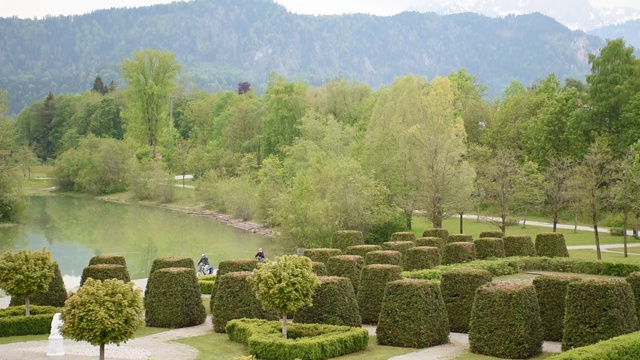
[50,313,63,338]
[46,313,65,356]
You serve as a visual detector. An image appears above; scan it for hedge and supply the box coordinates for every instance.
[415,237,445,257]
[295,276,361,327]
[533,274,581,341]
[88,254,127,267]
[145,267,206,328]
[357,264,403,324]
[443,242,474,265]
[404,246,440,271]
[547,331,640,360]
[149,256,195,274]
[440,268,492,333]
[80,264,130,286]
[479,230,504,238]
[211,259,258,311]
[610,227,625,236]
[198,274,216,295]
[535,233,569,258]
[473,237,505,260]
[326,255,364,295]
[562,279,638,351]
[10,262,67,308]
[422,228,449,242]
[377,279,449,348]
[0,305,60,337]
[345,244,382,258]
[303,248,342,265]
[312,261,327,276]
[332,230,364,252]
[448,234,473,243]
[365,250,403,267]
[389,232,416,242]
[504,235,536,257]
[469,282,543,359]
[226,319,369,360]
[626,272,640,322]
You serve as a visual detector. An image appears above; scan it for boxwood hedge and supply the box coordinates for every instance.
[440,268,492,333]
[303,248,342,265]
[345,244,382,258]
[365,250,403,267]
[0,305,60,337]
[532,274,581,341]
[548,331,640,360]
[295,276,361,327]
[357,264,403,324]
[626,271,640,322]
[88,254,127,267]
[332,230,364,252]
[479,231,504,238]
[473,238,505,260]
[145,267,206,328]
[312,261,327,276]
[415,237,445,257]
[503,235,536,257]
[10,262,67,308]
[80,264,130,286]
[404,246,440,271]
[326,255,364,295]
[443,242,474,265]
[211,259,258,311]
[389,232,416,242]
[448,234,473,243]
[535,233,569,258]
[149,256,195,273]
[422,228,449,242]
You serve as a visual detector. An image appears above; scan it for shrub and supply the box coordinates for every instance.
[389,232,416,242]
[332,230,364,252]
[610,227,625,236]
[211,259,259,311]
[145,256,195,299]
[80,264,130,286]
[145,267,206,328]
[440,268,492,333]
[326,255,364,295]
[473,238,505,260]
[345,245,382,258]
[365,213,407,245]
[295,276,361,327]
[382,241,415,267]
[9,262,67,308]
[198,278,215,295]
[547,331,640,360]
[377,279,449,348]
[626,272,640,322]
[479,230,504,238]
[448,234,473,243]
[312,262,327,276]
[415,237,445,256]
[469,282,543,359]
[365,250,402,267]
[302,248,342,265]
[404,247,440,271]
[535,233,569,258]
[88,254,127,267]
[562,279,638,351]
[357,264,402,324]
[128,158,175,203]
[504,235,535,257]
[0,305,60,337]
[533,274,581,341]
[443,242,474,265]
[422,228,449,242]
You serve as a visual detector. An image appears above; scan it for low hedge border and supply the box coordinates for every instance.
[0,306,61,337]
[198,274,216,294]
[547,330,640,360]
[226,318,369,360]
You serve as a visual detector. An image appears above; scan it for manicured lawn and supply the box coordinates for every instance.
[452,350,555,359]
[0,334,48,344]
[568,249,640,263]
[495,271,623,284]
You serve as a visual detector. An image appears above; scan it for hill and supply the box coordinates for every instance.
[590,19,640,50]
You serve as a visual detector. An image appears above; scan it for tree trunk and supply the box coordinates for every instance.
[574,213,578,234]
[522,206,528,227]
[500,214,507,235]
[459,213,463,234]
[623,209,629,257]
[100,344,105,360]
[25,296,30,316]
[405,210,412,230]
[593,215,601,260]
[635,210,639,239]
[282,314,288,339]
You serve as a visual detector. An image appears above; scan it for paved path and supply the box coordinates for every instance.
[464,214,635,235]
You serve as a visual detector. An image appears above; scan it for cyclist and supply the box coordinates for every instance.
[255,248,265,263]
[197,253,210,274]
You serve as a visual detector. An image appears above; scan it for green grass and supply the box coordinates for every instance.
[0,334,48,344]
[452,349,555,360]
[495,271,623,284]
[568,249,640,263]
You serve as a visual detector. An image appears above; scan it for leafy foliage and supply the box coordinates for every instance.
[404,246,441,271]
[295,276,361,327]
[9,262,67,308]
[533,274,581,341]
[440,268,492,333]
[357,264,402,324]
[0,248,55,315]
[535,232,570,257]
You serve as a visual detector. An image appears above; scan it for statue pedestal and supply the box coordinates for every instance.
[46,334,65,356]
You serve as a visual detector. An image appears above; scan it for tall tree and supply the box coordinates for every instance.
[611,145,640,257]
[0,249,55,315]
[543,156,574,232]
[449,69,490,144]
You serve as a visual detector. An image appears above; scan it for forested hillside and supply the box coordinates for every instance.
[0,0,603,115]
[590,20,640,51]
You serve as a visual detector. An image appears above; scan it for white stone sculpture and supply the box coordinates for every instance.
[46,312,65,356]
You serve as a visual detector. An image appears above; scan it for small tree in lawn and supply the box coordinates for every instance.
[0,248,55,315]
[61,278,143,360]
[249,255,320,339]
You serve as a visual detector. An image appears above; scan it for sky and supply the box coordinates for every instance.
[1,0,640,18]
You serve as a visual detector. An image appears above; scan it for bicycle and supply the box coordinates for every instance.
[197,264,210,276]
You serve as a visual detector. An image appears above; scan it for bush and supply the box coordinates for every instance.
[365,213,407,245]
[332,230,365,252]
[80,264,130,286]
[145,267,206,328]
[0,305,60,337]
[365,250,402,267]
[357,264,402,324]
[198,276,215,295]
[448,234,473,243]
[422,228,449,242]
[440,268,492,333]
[303,248,342,265]
[145,256,195,299]
[389,232,416,242]
[533,274,581,341]
[345,244,382,258]
[326,255,364,295]
[535,233,569,258]
[479,230,504,238]
[547,331,640,360]
[211,259,258,312]
[128,158,175,203]
[626,272,640,322]
[377,279,449,348]
[312,262,327,276]
[473,238,505,260]
[88,254,127,266]
[9,262,67,308]
[404,247,440,271]
[443,242,474,265]
[415,237,445,257]
[610,227,625,236]
[562,279,638,351]
[295,276,361,327]
[503,235,535,257]
[469,282,543,359]
[382,241,415,267]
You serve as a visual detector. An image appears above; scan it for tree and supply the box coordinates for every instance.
[543,157,574,232]
[120,49,182,158]
[249,255,320,339]
[237,81,251,95]
[92,75,108,95]
[13,144,39,179]
[0,248,55,315]
[61,278,143,360]
[449,69,490,144]
[611,145,640,257]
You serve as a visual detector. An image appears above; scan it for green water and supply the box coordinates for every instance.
[0,196,281,281]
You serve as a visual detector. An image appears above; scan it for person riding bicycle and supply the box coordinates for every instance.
[197,253,210,273]
[255,248,265,263]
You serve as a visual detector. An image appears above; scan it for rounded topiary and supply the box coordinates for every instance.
[332,230,364,252]
[626,272,640,322]
[422,228,449,242]
[211,259,258,312]
[404,247,440,271]
[212,271,276,333]
[80,264,130,286]
[145,267,207,328]
[443,242,474,265]
[9,262,67,307]
[345,244,382,258]
[145,256,195,299]
[479,231,504,238]
[415,237,445,254]
[503,235,536,257]
[562,279,638,351]
[473,238,505,260]
[312,261,327,276]
[535,233,569,258]
[448,234,473,243]
[389,232,416,242]
[469,282,543,359]
[326,255,364,295]
[441,268,492,333]
[88,254,127,267]
[533,274,581,341]
[303,248,342,265]
[377,279,449,348]
[357,264,403,324]
[295,276,361,327]
[365,250,402,267]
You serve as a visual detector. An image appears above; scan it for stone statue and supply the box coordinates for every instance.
[50,313,63,338]
[46,313,65,356]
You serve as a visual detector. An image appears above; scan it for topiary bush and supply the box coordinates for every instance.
[10,262,67,308]
[332,230,364,252]
[326,255,364,295]
[80,264,130,286]
[377,279,449,348]
[473,238,505,260]
[440,268,492,333]
[303,248,342,265]
[415,237,445,257]
[422,228,449,242]
[533,274,581,341]
[547,331,640,360]
[295,276,361,327]
[404,247,440,271]
[469,282,543,359]
[389,232,416,242]
[504,235,536,257]
[535,233,569,258]
[88,254,127,267]
[145,256,195,299]
[365,250,402,267]
[479,230,504,238]
[443,242,474,265]
[448,234,473,243]
[312,261,327,276]
[382,241,415,267]
[345,245,382,258]
[0,305,61,337]
[357,264,402,324]
[626,272,640,322]
[211,259,259,309]
[562,279,638,351]
[145,267,206,328]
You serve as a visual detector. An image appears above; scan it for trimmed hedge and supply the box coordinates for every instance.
[404,247,440,271]
[377,279,449,348]
[357,264,403,324]
[80,264,130,286]
[415,237,445,256]
[0,305,60,337]
[533,274,581,341]
[211,259,258,311]
[469,282,543,359]
[535,233,569,258]
[479,230,504,238]
[473,237,505,260]
[145,267,206,328]
[448,234,473,243]
[626,272,640,322]
[303,248,342,265]
[88,254,127,267]
[10,262,67,308]
[422,228,449,242]
[226,318,369,360]
[548,331,640,360]
[365,250,403,267]
[443,242,474,265]
[149,256,195,274]
[382,241,416,254]
[504,235,536,257]
[198,274,216,295]
[295,276,361,327]
[332,230,364,252]
[312,261,327,276]
[389,232,416,242]
[345,244,382,258]
[326,255,364,295]
[440,268,492,333]
[562,279,638,351]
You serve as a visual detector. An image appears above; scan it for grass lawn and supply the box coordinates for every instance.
[568,249,640,263]
[0,334,48,344]
[452,350,555,360]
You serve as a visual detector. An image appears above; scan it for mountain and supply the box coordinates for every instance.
[590,20,640,50]
[0,0,604,116]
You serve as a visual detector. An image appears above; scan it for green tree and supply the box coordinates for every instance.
[249,255,320,339]
[611,145,640,257]
[13,144,39,179]
[0,248,55,315]
[543,157,574,232]
[449,69,490,144]
[61,278,143,360]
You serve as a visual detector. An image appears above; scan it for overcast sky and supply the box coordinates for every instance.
[2,0,640,18]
